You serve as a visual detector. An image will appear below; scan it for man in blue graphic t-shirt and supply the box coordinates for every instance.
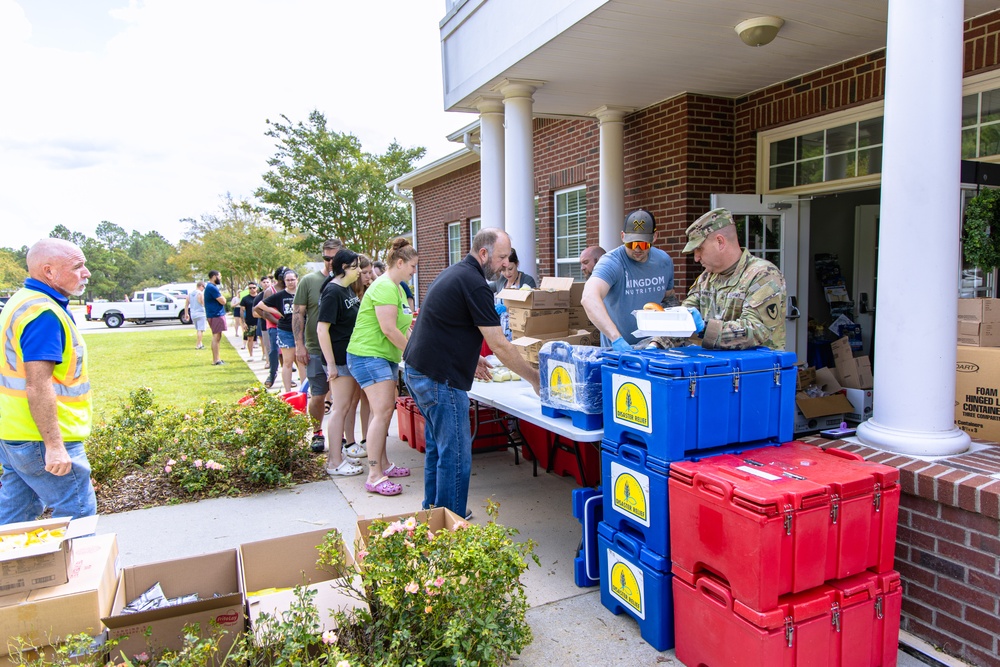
[581,209,677,349]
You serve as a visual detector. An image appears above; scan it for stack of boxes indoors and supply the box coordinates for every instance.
[572,345,902,665]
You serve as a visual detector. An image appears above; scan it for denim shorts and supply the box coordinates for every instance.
[276,329,295,349]
[347,353,398,389]
[335,363,352,378]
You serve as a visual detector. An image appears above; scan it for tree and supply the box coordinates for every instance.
[255,110,425,259]
[128,230,184,288]
[170,194,306,295]
[0,248,26,293]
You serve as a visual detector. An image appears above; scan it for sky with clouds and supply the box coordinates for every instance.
[0,0,469,251]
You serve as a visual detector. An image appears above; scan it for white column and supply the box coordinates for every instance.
[498,79,541,276]
[593,106,631,251]
[856,0,969,456]
[475,95,505,230]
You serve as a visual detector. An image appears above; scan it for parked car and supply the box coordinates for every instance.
[87,289,191,328]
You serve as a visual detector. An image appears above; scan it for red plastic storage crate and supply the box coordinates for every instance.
[518,420,555,467]
[673,567,899,667]
[410,406,427,453]
[396,396,415,444]
[470,404,508,451]
[669,441,900,612]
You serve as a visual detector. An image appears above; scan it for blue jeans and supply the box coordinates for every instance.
[404,366,471,517]
[0,440,97,524]
[267,328,279,382]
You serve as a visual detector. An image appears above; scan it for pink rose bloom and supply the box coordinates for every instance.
[405,582,419,594]
[194,459,203,468]
[164,465,172,473]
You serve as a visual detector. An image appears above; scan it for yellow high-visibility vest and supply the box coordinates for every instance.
[0,288,92,441]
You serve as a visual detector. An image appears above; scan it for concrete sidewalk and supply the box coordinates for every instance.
[94,327,929,666]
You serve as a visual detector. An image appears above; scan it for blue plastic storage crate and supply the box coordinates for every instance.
[571,487,603,587]
[598,521,675,652]
[539,341,604,429]
[601,346,796,467]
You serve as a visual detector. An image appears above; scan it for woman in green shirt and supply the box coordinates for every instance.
[347,237,417,496]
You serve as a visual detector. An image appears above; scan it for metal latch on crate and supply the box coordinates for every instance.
[784,504,793,535]
[689,376,697,397]
[784,617,794,647]
[773,364,781,386]
[732,367,740,392]
[875,595,884,619]
[831,602,842,632]
[830,494,840,524]
[873,482,882,512]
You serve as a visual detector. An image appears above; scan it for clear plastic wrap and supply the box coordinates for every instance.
[538,341,604,414]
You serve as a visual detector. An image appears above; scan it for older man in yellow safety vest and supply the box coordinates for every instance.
[0,238,96,524]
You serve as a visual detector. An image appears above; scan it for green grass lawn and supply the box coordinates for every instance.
[85,329,258,421]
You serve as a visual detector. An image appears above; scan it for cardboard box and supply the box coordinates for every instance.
[831,336,873,389]
[955,345,1000,442]
[0,515,98,597]
[355,508,465,554]
[508,309,569,336]
[844,388,874,423]
[796,365,816,392]
[0,533,118,658]
[957,298,1000,323]
[102,549,244,662]
[239,529,361,636]
[498,277,573,310]
[794,368,855,433]
[567,306,592,330]
[569,282,585,308]
[958,321,1000,347]
[512,330,597,363]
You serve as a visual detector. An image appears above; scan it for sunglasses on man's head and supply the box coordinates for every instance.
[626,241,651,251]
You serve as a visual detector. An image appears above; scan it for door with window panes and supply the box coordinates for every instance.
[710,195,803,359]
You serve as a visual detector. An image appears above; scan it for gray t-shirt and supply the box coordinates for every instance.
[187,291,206,319]
[591,245,674,346]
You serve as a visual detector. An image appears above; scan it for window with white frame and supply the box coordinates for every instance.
[469,217,481,250]
[766,114,884,191]
[448,222,462,265]
[962,84,1000,159]
[554,186,586,279]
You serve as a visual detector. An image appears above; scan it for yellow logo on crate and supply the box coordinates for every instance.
[548,364,574,403]
[615,382,649,428]
[613,472,648,522]
[609,559,643,616]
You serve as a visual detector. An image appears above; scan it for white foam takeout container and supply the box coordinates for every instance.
[631,306,696,338]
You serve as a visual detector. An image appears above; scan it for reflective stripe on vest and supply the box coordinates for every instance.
[0,289,92,441]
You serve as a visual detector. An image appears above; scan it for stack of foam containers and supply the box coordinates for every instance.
[593,345,798,652]
[668,441,903,666]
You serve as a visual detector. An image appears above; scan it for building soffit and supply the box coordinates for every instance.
[441,0,1000,118]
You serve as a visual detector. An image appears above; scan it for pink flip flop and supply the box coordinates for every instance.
[365,476,402,496]
[383,463,410,478]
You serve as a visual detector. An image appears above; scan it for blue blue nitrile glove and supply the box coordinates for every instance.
[611,337,631,353]
[688,307,706,335]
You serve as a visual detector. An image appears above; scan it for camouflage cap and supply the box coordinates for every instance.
[623,209,656,243]
[683,208,735,253]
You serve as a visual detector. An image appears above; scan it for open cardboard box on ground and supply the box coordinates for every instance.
[498,277,574,310]
[0,515,98,597]
[102,549,244,662]
[794,367,855,433]
[0,533,118,659]
[355,508,465,555]
[239,529,362,637]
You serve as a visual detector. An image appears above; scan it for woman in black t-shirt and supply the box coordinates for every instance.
[261,270,302,393]
[317,249,364,476]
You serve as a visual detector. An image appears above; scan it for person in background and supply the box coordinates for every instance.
[239,283,259,361]
[204,270,228,365]
[317,248,364,476]
[371,260,386,277]
[260,269,304,393]
[294,238,343,453]
[491,247,536,293]
[404,228,540,520]
[343,253,375,460]
[254,276,273,374]
[254,269,286,389]
[0,238,96,523]
[347,238,417,497]
[680,207,786,350]
[581,209,677,350]
[579,245,606,279]
[184,281,207,349]
[231,293,244,343]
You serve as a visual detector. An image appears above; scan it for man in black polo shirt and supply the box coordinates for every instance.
[403,228,540,519]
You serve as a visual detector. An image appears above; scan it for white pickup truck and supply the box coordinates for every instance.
[86,289,192,328]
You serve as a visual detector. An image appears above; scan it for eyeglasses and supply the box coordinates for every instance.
[323,256,336,262]
[626,241,651,251]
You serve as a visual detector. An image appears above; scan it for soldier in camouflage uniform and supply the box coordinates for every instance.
[680,207,786,350]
